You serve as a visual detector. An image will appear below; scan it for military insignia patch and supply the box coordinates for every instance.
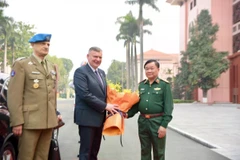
[33,79,39,88]
[161,78,169,83]
[33,83,39,89]
[154,87,161,90]
[11,70,15,77]
[46,36,50,41]
[32,71,40,74]
[143,79,148,84]
[50,70,56,75]
[34,79,39,83]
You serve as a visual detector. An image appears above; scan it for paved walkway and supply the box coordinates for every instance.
[169,103,240,160]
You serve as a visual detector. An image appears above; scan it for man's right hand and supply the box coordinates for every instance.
[105,104,119,115]
[12,125,23,136]
[122,112,128,118]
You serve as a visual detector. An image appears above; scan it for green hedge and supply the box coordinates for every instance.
[59,93,67,98]
[173,99,194,103]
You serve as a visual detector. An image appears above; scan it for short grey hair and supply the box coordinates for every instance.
[88,46,102,53]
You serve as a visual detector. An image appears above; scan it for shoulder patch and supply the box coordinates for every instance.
[15,57,26,61]
[139,79,147,84]
[160,78,169,83]
[10,70,16,77]
[12,57,27,67]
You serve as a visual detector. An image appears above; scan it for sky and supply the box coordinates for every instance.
[4,0,180,77]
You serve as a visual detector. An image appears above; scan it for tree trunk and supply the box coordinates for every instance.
[202,89,208,103]
[12,47,15,65]
[121,62,124,90]
[140,23,143,81]
[126,42,130,89]
[130,42,134,91]
[134,42,138,91]
[139,5,144,81]
[3,39,7,73]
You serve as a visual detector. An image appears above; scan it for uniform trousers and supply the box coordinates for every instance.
[138,116,166,160]
[18,128,53,160]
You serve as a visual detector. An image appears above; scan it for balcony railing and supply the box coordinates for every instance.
[166,0,184,5]
[233,1,240,24]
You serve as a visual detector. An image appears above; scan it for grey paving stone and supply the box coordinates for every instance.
[169,103,240,160]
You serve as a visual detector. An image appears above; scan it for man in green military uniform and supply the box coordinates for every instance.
[126,59,173,160]
[7,33,59,160]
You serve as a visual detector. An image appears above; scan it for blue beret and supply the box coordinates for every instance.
[29,33,51,43]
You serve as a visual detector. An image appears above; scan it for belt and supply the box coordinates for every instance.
[140,113,164,119]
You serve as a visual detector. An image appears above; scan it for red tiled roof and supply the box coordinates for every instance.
[137,49,179,62]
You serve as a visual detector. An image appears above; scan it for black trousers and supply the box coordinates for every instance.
[78,125,103,160]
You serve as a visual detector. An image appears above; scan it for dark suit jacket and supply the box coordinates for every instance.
[73,64,107,127]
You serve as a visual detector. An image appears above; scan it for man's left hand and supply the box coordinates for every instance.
[57,114,62,122]
[157,126,166,138]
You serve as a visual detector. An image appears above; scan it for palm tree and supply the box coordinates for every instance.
[4,21,35,66]
[0,16,13,72]
[8,22,21,64]
[116,11,137,89]
[0,0,8,52]
[0,0,8,17]
[125,0,159,81]
[133,18,152,88]
[116,33,131,89]
[13,21,35,58]
[116,11,152,90]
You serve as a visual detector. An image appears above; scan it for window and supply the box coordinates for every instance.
[233,33,240,53]
[233,1,240,24]
[233,26,237,32]
[188,22,194,38]
[194,0,197,6]
[190,1,196,10]
[188,24,191,38]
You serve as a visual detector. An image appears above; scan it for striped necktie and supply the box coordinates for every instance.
[95,70,103,87]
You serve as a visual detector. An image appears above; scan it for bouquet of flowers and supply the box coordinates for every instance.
[102,85,139,136]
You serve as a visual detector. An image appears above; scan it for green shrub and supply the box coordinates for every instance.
[60,93,66,98]
[173,99,194,103]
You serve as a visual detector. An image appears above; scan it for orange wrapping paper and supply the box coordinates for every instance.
[102,86,139,136]
[102,113,124,136]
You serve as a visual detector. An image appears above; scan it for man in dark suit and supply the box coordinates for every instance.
[74,47,118,160]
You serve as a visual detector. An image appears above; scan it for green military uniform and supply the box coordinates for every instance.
[7,54,58,160]
[127,77,173,160]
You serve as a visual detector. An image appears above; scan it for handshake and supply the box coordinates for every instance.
[105,104,128,118]
[106,110,128,118]
[121,112,128,118]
